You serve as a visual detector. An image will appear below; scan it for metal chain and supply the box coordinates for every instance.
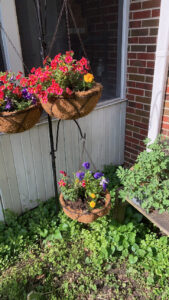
[67,2,93,73]
[65,0,71,51]
[48,0,67,57]
[0,22,30,73]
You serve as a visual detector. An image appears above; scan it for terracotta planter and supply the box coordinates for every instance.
[41,83,103,120]
[59,192,111,223]
[0,104,42,134]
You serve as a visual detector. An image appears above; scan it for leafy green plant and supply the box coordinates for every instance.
[117,137,169,213]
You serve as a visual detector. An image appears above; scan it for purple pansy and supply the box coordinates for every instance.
[100,177,109,192]
[31,95,37,105]
[76,172,85,181]
[94,172,103,179]
[82,162,90,169]
[5,102,12,110]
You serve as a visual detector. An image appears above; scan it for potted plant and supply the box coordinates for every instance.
[58,162,111,223]
[117,137,169,214]
[22,51,102,120]
[0,71,42,134]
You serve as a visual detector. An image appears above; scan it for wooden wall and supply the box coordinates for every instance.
[0,101,126,221]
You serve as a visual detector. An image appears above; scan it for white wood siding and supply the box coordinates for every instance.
[0,101,126,218]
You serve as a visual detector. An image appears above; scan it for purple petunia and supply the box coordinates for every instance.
[82,162,90,169]
[94,172,103,179]
[76,172,85,181]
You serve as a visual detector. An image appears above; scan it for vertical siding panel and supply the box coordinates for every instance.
[1,135,21,213]
[10,133,29,211]
[119,102,126,164]
[21,131,38,209]
[0,195,4,221]
[38,123,54,199]
[53,120,67,184]
[0,137,12,211]
[30,126,46,202]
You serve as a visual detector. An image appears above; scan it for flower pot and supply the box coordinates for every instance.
[41,83,103,120]
[0,104,42,134]
[59,192,111,223]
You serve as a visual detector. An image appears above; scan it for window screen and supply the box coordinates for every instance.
[15,0,123,101]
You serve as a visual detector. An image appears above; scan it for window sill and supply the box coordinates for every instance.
[36,98,127,126]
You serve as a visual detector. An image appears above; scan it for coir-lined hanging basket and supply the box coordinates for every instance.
[59,191,111,224]
[0,104,42,134]
[41,83,103,120]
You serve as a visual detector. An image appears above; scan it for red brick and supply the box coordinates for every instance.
[137,53,155,60]
[128,37,139,43]
[142,19,159,27]
[133,10,151,19]
[129,21,141,28]
[128,88,144,96]
[162,123,169,130]
[133,133,146,140]
[130,2,141,11]
[131,29,148,36]
[126,136,139,144]
[130,60,146,67]
[134,121,148,129]
[125,130,132,137]
[152,9,160,17]
[140,129,148,136]
[135,82,152,90]
[142,0,161,9]
[166,86,169,94]
[127,67,138,73]
[147,61,155,68]
[128,53,137,59]
[139,37,157,44]
[162,116,169,123]
[126,119,134,125]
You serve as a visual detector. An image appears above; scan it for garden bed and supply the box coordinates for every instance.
[0,198,169,300]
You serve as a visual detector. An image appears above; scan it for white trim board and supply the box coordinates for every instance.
[148,0,169,143]
[0,0,24,73]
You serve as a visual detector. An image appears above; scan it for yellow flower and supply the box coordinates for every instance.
[75,179,79,184]
[84,73,94,83]
[90,193,96,199]
[90,201,96,208]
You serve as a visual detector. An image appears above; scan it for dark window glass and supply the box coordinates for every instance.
[15,0,123,101]
[0,33,5,71]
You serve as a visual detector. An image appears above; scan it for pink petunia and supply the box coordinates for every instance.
[66,87,73,95]
[65,55,73,64]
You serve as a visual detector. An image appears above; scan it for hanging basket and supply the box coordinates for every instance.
[59,192,111,224]
[0,104,42,134]
[41,83,103,120]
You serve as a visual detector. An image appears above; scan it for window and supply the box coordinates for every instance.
[15,0,123,102]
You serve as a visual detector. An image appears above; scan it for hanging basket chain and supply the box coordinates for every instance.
[48,0,67,57]
[55,119,97,172]
[0,22,30,73]
[65,0,71,51]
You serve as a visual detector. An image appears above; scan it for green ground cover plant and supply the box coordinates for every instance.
[0,165,168,299]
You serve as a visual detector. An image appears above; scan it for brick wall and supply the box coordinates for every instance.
[161,73,169,138]
[124,0,161,166]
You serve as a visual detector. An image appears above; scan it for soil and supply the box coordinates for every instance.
[65,196,106,211]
